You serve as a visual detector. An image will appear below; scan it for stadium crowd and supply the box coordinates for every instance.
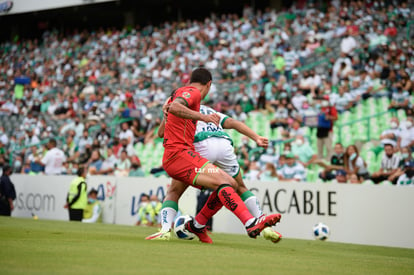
[0,0,413,185]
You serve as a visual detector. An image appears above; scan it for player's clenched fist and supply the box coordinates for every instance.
[256,136,269,148]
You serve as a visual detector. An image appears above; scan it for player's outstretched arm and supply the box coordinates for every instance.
[169,98,220,126]
[223,118,268,148]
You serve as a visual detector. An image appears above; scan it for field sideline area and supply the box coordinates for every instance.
[1,218,414,274]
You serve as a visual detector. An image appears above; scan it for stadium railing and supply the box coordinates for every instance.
[8,136,66,166]
[336,109,396,144]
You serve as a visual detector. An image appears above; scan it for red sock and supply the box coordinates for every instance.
[195,190,223,226]
[217,185,254,225]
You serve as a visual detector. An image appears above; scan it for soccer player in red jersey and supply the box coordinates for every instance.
[161,68,281,243]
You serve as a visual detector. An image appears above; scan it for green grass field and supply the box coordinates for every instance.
[1,217,414,275]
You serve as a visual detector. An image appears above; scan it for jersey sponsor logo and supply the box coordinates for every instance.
[182,91,191,99]
[187,150,198,158]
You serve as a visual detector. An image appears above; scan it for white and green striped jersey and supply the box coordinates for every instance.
[392,91,410,104]
[283,50,298,71]
[194,105,232,144]
[277,162,306,181]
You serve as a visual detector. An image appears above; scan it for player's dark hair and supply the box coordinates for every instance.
[190,68,212,85]
[77,166,85,177]
[49,138,57,146]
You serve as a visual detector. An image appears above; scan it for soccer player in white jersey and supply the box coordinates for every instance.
[146,103,282,243]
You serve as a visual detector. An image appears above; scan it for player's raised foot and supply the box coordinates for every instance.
[184,218,213,244]
[262,227,282,243]
[246,213,282,239]
[145,230,171,241]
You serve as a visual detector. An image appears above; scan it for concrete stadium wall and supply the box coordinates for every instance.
[10,175,414,249]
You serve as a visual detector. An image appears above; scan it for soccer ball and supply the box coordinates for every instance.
[173,215,195,240]
[313,222,330,241]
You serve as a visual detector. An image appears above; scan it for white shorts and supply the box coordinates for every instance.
[194,137,240,177]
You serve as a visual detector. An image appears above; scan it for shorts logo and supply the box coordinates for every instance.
[182,92,191,99]
[185,168,192,180]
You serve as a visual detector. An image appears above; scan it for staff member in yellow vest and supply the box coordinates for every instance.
[82,188,102,223]
[135,194,155,226]
[150,195,162,226]
[64,166,87,221]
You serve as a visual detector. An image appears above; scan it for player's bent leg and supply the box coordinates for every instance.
[161,180,188,231]
[145,180,189,240]
[165,179,189,202]
[234,173,282,243]
[234,172,263,218]
[184,191,222,244]
[246,213,282,239]
[194,163,237,190]
[212,143,265,220]
[186,164,235,244]
[194,165,256,228]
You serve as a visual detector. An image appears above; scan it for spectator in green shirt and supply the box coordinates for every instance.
[129,162,145,177]
[291,135,317,167]
[272,52,285,81]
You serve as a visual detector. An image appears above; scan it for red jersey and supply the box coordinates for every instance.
[163,86,201,151]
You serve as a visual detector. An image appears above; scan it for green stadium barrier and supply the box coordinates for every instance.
[88,116,134,138]
[336,109,397,144]
[407,20,414,39]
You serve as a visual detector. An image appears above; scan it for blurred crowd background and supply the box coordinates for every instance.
[0,0,413,185]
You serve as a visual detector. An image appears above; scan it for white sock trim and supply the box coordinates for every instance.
[244,217,256,228]
[244,196,263,218]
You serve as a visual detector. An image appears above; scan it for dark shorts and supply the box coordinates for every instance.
[69,209,83,221]
[163,149,210,186]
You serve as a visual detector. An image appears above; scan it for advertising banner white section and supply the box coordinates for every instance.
[1,0,115,16]
[12,175,70,220]
[212,181,414,249]
[11,175,118,224]
[9,175,414,248]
